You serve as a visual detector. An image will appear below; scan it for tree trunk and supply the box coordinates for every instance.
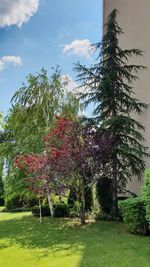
[47,191,54,218]
[80,180,86,225]
[111,155,118,216]
[39,198,42,223]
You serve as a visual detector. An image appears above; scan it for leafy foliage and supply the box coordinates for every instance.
[75,9,149,214]
[5,193,38,210]
[32,204,50,217]
[5,194,23,210]
[54,202,70,217]
[14,117,76,197]
[2,67,79,200]
[142,169,150,227]
[68,187,78,208]
[119,198,148,234]
[15,116,114,224]
[96,177,112,214]
[68,186,93,212]
[84,186,93,212]
[32,203,70,218]
[4,67,79,157]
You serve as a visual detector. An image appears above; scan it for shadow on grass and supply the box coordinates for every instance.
[0,214,85,255]
[0,214,150,266]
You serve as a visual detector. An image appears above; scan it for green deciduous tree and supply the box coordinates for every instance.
[7,67,78,155]
[75,9,149,215]
[2,67,79,200]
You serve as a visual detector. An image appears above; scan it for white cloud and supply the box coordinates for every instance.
[0,56,22,71]
[61,74,78,93]
[63,39,94,59]
[61,74,92,95]
[0,0,39,27]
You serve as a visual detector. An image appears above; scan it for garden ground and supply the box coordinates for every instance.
[0,211,150,267]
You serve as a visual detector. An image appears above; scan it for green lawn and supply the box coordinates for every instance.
[0,212,150,267]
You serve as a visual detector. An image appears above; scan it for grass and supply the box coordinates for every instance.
[0,212,150,267]
[0,206,5,212]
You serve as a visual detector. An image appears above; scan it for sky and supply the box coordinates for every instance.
[0,0,103,115]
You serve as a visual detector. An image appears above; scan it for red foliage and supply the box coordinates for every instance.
[14,116,116,197]
[14,117,75,196]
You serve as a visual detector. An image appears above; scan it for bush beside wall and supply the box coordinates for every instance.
[142,169,150,227]
[119,197,148,234]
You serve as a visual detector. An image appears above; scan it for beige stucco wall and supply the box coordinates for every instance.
[103,0,150,194]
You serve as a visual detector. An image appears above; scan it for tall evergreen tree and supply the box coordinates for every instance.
[75,9,149,214]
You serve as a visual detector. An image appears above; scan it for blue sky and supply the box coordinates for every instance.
[0,0,103,115]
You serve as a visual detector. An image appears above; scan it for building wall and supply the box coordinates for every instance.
[103,0,150,194]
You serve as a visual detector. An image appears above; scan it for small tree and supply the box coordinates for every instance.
[46,118,114,224]
[3,67,79,203]
[75,9,149,215]
[15,117,114,225]
[44,118,115,224]
[14,117,75,218]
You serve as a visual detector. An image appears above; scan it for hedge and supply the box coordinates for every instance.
[119,197,148,234]
[32,202,70,218]
[5,194,38,210]
[142,169,150,227]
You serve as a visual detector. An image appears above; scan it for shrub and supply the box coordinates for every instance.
[32,203,70,218]
[54,202,70,217]
[42,204,51,216]
[32,205,40,217]
[142,169,150,228]
[119,197,148,234]
[0,197,4,206]
[95,211,121,222]
[96,177,112,214]
[85,186,93,212]
[68,187,77,208]
[32,204,50,217]
[5,194,23,210]
[95,212,113,221]
[5,194,38,210]
[69,201,80,217]
[24,196,39,208]
[68,185,93,213]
